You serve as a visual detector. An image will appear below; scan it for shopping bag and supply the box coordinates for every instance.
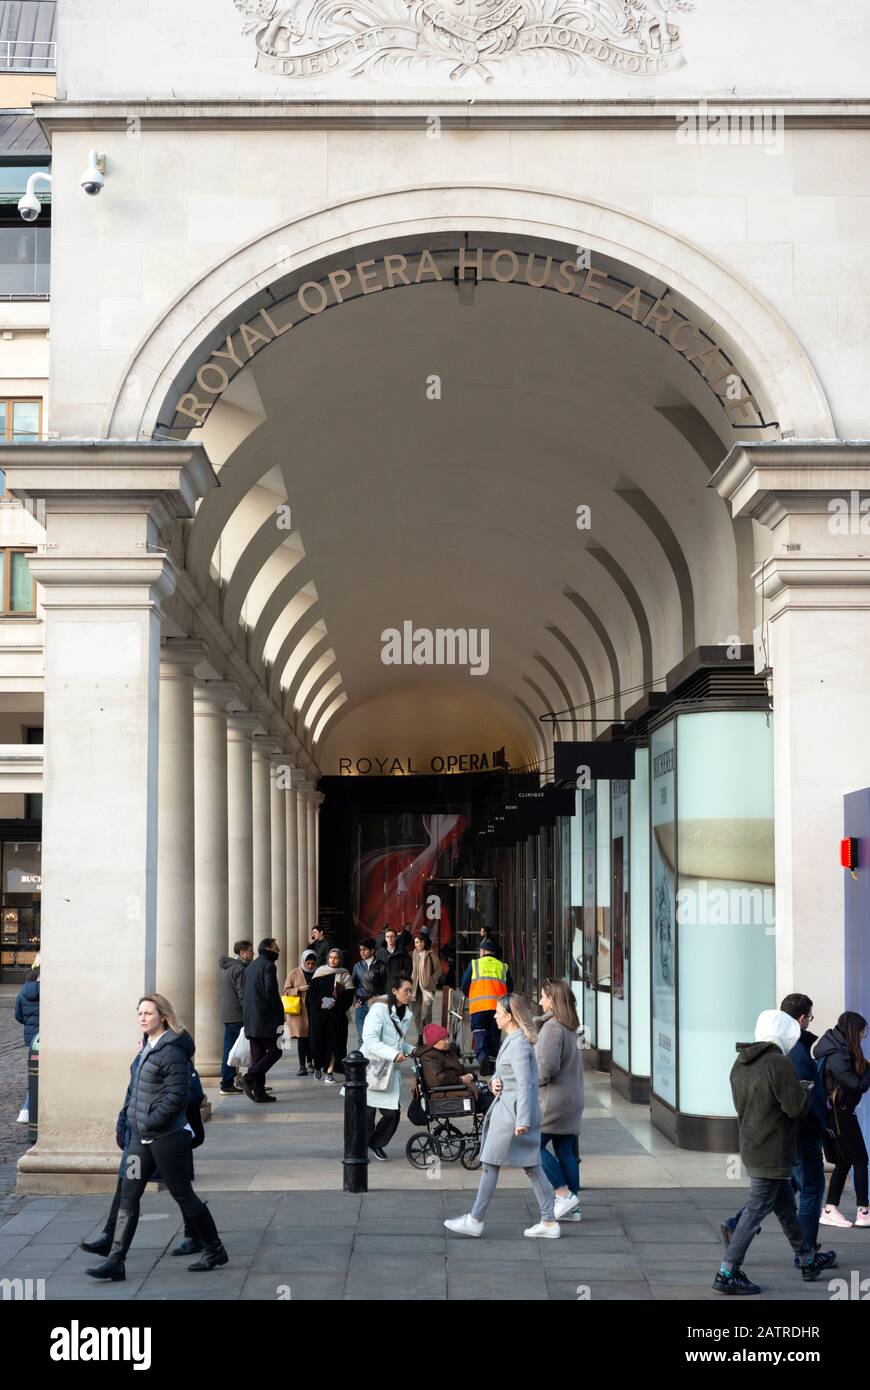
[227,1029,251,1069]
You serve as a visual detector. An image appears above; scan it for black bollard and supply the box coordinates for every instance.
[343,1050,369,1193]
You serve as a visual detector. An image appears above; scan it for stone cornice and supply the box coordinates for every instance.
[3,440,217,525]
[711,441,870,524]
[34,98,870,134]
[754,554,870,618]
[27,552,180,611]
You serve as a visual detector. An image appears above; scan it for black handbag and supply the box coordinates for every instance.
[407,1089,427,1126]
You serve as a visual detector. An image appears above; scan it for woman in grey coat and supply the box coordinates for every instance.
[536,979,585,1222]
[444,994,560,1240]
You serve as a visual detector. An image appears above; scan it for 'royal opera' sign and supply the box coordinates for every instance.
[172,245,762,430]
[339,748,507,774]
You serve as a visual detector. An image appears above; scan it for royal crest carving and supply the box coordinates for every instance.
[234,0,693,84]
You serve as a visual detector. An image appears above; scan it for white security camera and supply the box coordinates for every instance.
[17,191,41,222]
[80,149,105,196]
[17,170,52,222]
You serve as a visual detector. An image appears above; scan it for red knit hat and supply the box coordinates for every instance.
[423,1024,449,1046]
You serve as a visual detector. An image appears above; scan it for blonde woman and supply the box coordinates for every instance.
[85,994,227,1282]
[445,993,560,1240]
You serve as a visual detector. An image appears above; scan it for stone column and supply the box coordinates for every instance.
[5,441,216,1191]
[251,733,275,943]
[193,682,235,1080]
[713,441,870,1026]
[307,793,317,932]
[282,763,299,966]
[315,791,322,921]
[296,781,312,959]
[155,638,204,1027]
[226,713,258,949]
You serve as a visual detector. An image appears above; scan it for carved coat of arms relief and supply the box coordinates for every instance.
[234,0,693,85]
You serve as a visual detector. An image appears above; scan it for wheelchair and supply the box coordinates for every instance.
[404,1054,485,1172]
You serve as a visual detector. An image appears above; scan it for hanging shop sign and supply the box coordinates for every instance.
[554,741,636,783]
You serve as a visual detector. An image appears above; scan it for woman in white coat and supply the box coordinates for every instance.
[361,975,415,1161]
[445,993,559,1240]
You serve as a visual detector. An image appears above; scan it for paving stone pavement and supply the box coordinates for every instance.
[1,1022,869,1301]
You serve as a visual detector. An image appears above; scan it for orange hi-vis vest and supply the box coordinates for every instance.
[468,956,509,1014]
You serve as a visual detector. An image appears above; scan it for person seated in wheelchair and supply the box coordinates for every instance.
[413,1024,494,1114]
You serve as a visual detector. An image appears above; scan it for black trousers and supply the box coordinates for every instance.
[297,1037,312,1068]
[367,1106,401,1150]
[827,1111,869,1207]
[245,1035,281,1096]
[118,1131,218,1252]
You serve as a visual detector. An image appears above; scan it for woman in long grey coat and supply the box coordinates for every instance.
[444,994,560,1240]
[536,978,585,1222]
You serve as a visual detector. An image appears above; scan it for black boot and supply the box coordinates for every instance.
[85,1208,136,1282]
[187,1204,228,1272]
[171,1226,204,1257]
[80,1232,112,1257]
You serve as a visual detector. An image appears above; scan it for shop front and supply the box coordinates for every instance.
[0,828,41,978]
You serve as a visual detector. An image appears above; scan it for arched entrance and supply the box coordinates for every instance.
[12,188,866,1186]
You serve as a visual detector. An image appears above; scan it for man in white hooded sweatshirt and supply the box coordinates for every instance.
[714,1009,833,1295]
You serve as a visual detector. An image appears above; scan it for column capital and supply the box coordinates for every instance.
[4,440,217,531]
[253,734,280,759]
[754,554,870,620]
[193,680,238,713]
[309,791,325,808]
[27,551,180,615]
[712,440,870,527]
[270,749,294,772]
[227,712,265,740]
[160,636,207,677]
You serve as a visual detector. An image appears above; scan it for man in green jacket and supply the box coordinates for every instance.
[714,1009,832,1295]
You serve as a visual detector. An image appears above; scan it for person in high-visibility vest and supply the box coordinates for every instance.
[460,941,513,1075]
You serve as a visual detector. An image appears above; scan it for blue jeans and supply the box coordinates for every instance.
[540,1133,581,1195]
[793,1133,826,1249]
[221,1021,243,1088]
[354,1002,369,1043]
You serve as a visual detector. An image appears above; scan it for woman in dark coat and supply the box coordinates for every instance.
[307,949,355,1083]
[84,993,228,1283]
[815,1012,870,1228]
[14,968,39,1122]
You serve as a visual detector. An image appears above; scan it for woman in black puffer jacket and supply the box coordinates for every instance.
[815,1012,870,1229]
[85,994,228,1283]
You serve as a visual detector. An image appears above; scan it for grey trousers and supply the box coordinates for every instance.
[725,1176,815,1271]
[470,1162,556,1223]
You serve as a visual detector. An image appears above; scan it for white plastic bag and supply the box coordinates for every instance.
[227,1029,251,1069]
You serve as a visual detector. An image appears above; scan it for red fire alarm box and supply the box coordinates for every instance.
[841,837,858,871]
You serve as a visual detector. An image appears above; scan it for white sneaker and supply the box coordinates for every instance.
[819,1205,853,1228]
[444,1214,484,1237]
[16,1108,29,1124]
[560,1209,583,1222]
[855,1208,870,1228]
[524,1220,561,1239]
[554,1193,580,1220]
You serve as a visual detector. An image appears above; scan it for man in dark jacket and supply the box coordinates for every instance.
[780,993,834,1259]
[219,940,253,1095]
[242,938,285,1103]
[375,928,411,993]
[714,1009,828,1295]
[308,925,333,967]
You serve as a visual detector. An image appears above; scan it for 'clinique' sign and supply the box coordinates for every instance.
[340,749,507,775]
[172,245,761,429]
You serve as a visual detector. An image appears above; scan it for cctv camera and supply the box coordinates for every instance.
[80,149,105,196]
[17,192,41,222]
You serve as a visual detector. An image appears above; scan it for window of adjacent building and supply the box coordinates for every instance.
[24,725,42,821]
[0,548,36,614]
[0,397,41,442]
[0,161,51,298]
